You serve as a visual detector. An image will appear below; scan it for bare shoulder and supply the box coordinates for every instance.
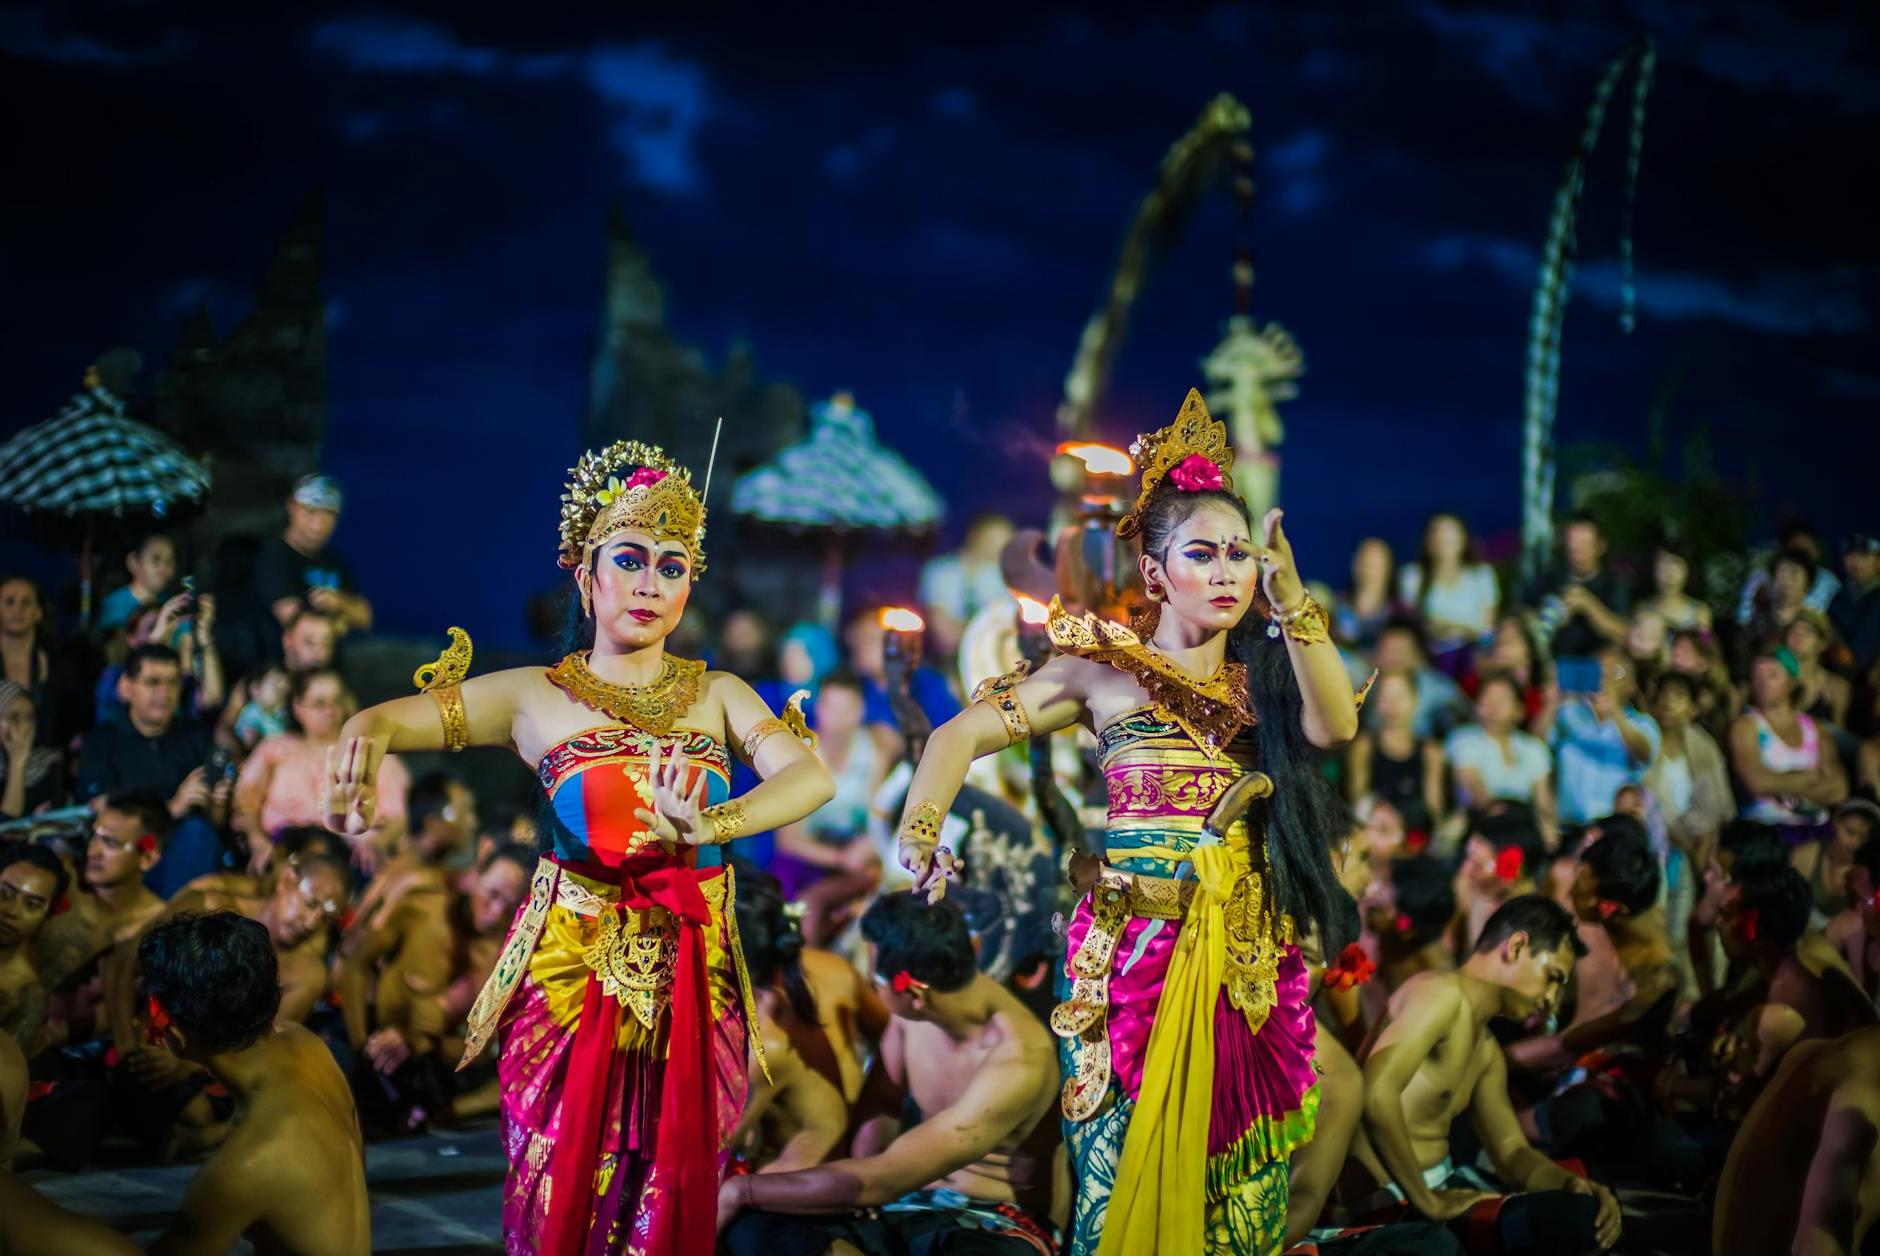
[702,670,762,701]
[1394,968,1464,1012]
[802,947,860,993]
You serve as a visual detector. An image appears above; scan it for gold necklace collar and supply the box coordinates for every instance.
[546,651,705,736]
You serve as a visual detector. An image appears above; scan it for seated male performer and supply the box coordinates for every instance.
[1354,896,1621,1254]
[719,894,1065,1255]
[1714,1025,1880,1255]
[0,911,370,1255]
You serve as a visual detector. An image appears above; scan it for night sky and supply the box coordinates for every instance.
[4,4,1876,649]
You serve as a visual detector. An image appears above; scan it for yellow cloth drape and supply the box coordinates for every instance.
[1095,838,1240,1256]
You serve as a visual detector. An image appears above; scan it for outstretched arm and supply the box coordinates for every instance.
[895,654,1089,900]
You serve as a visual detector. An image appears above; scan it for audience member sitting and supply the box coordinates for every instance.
[1714,1025,1880,1256]
[730,870,887,1173]
[1445,671,1554,828]
[440,842,534,1122]
[1399,512,1499,678]
[1334,536,1398,654]
[1642,672,1733,994]
[1452,809,1546,951]
[234,667,410,872]
[95,532,177,639]
[0,844,65,1052]
[76,643,232,895]
[719,894,1063,1255]
[1463,613,1552,735]
[1354,896,1618,1252]
[770,671,889,945]
[1551,648,1660,835]
[1519,825,1676,1174]
[1730,648,1848,844]
[0,911,372,1255]
[1366,854,1457,1026]
[1368,617,1467,740]
[1828,533,1880,672]
[96,587,223,729]
[1639,543,1711,633]
[214,607,339,754]
[1666,626,1739,740]
[0,683,62,819]
[1345,670,1445,838]
[31,795,170,1048]
[1713,867,1878,1112]
[917,511,1016,661]
[0,576,72,750]
[1736,545,1822,667]
[336,773,474,1136]
[255,474,373,635]
[1826,831,1880,1002]
[1527,512,1631,661]
[1786,607,1851,728]
[1790,797,1878,926]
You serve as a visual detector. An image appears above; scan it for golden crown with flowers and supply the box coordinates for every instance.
[1115,388,1238,539]
[557,440,708,577]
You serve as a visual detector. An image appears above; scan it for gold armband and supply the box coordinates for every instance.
[415,627,473,752]
[740,717,790,762]
[701,799,748,844]
[898,799,944,850]
[431,685,468,753]
[1270,593,1330,646]
[978,690,1033,747]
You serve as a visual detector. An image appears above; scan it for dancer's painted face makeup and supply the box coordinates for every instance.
[1147,501,1255,634]
[587,528,691,646]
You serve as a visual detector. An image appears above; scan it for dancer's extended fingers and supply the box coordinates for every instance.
[1261,506,1285,550]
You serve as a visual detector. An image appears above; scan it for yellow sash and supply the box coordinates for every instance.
[1095,838,1240,1255]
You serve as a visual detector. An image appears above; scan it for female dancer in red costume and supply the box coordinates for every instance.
[324,441,834,1254]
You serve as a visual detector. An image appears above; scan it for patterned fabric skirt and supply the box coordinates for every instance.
[1060,899,1319,1256]
[493,873,749,1254]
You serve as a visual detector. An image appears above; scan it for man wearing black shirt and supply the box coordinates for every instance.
[76,645,229,896]
[253,475,373,636]
[1528,513,1631,660]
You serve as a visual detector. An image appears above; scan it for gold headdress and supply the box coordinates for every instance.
[1116,388,1237,539]
[557,440,707,576]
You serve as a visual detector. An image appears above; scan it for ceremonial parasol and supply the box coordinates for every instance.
[0,353,212,619]
[732,391,943,626]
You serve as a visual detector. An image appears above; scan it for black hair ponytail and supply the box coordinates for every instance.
[732,867,819,1023]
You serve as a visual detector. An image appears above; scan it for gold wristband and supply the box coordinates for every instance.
[431,684,468,752]
[898,799,944,850]
[978,690,1033,748]
[1272,593,1331,646]
[701,799,748,844]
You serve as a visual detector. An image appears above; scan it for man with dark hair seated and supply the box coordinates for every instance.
[1511,825,1677,1173]
[718,894,1064,1254]
[1714,1026,1880,1255]
[1454,809,1548,952]
[0,844,66,1053]
[1354,895,1621,1253]
[0,911,370,1254]
[32,794,171,1017]
[1687,820,1787,996]
[1369,853,1458,998]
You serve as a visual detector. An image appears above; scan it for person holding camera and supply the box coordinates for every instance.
[75,644,233,896]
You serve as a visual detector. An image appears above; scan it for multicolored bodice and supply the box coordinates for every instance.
[1098,706,1257,877]
[536,725,732,869]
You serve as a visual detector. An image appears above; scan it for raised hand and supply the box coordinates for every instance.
[323,735,387,837]
[1255,508,1305,611]
[902,836,962,905]
[633,740,708,849]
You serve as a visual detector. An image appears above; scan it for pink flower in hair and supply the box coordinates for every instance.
[624,467,669,491]
[1168,454,1224,493]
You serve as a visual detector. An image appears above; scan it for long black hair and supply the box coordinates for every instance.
[732,864,819,1022]
[1135,481,1351,950]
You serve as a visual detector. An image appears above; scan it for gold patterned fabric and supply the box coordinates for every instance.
[1046,598,1252,755]
[545,652,706,736]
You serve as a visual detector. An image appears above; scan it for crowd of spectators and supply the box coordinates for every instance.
[3,479,1880,1253]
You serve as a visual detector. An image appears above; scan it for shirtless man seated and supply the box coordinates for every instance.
[719,894,1065,1255]
[0,845,64,1053]
[32,793,171,1044]
[1355,895,1622,1254]
[730,869,887,1173]
[1714,1025,1880,1255]
[1826,833,1880,1003]
[0,910,370,1255]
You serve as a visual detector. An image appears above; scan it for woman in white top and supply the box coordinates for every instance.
[1729,649,1848,844]
[1399,513,1498,677]
[1444,671,1555,839]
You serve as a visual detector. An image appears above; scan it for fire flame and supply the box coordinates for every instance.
[1014,594,1049,625]
[1059,443,1134,477]
[878,607,925,633]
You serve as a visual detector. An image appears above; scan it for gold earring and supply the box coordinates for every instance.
[1147,583,1163,602]
[579,582,592,619]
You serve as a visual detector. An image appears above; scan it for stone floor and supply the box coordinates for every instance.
[25,1124,506,1254]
